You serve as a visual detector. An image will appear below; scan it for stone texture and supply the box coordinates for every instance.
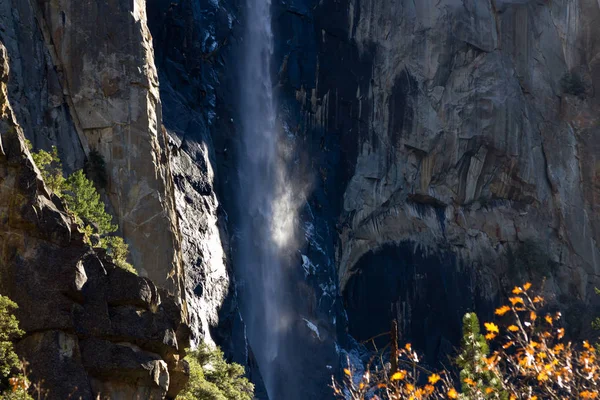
[0,0,85,172]
[170,141,229,346]
[0,42,189,399]
[146,0,237,347]
[257,0,600,396]
[21,0,186,296]
[277,0,600,304]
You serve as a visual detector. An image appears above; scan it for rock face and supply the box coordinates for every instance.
[146,0,237,348]
[271,0,600,384]
[0,0,185,296]
[0,42,189,399]
[317,0,600,295]
[147,0,600,397]
[2,0,600,398]
[0,0,85,171]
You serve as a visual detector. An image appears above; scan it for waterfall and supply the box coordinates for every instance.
[236,0,294,397]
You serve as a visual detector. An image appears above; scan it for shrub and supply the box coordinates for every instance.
[62,170,116,235]
[177,343,254,400]
[27,145,134,274]
[0,296,33,400]
[333,283,600,399]
[456,313,506,399]
[0,297,23,380]
[26,142,64,194]
[100,236,135,274]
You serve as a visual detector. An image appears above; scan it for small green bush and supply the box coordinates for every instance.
[100,236,135,274]
[26,141,64,194]
[456,313,507,399]
[177,343,254,400]
[27,144,135,274]
[0,296,33,400]
[62,170,116,235]
[0,296,23,380]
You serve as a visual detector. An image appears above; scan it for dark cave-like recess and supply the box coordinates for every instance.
[343,242,493,366]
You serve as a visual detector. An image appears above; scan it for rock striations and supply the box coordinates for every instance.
[1,0,185,297]
[2,0,600,399]
[0,42,189,399]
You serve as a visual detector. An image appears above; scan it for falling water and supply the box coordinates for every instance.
[236,0,293,397]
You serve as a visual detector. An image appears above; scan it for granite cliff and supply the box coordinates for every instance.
[149,0,600,397]
[0,42,189,399]
[1,0,600,399]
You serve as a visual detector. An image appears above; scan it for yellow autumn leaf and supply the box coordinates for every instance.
[485,333,496,340]
[530,311,537,321]
[495,305,510,316]
[554,343,565,352]
[485,387,494,394]
[512,286,523,294]
[484,322,499,333]
[391,370,406,381]
[523,282,532,290]
[344,368,351,377]
[545,315,553,325]
[557,328,565,340]
[509,297,524,305]
[508,325,519,332]
[428,373,441,385]
[447,388,458,399]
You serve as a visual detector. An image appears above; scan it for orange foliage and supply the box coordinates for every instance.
[332,283,600,399]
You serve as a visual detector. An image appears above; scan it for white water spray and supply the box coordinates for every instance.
[236,0,298,396]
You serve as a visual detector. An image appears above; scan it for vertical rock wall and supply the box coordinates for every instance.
[0,0,85,171]
[34,0,185,295]
[0,0,186,297]
[0,42,189,400]
[146,0,238,347]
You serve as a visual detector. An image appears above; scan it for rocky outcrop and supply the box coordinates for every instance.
[272,0,600,303]
[321,0,600,300]
[146,0,236,346]
[0,0,185,297]
[0,42,189,399]
[0,0,85,171]
[170,141,229,346]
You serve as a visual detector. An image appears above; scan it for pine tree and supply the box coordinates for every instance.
[177,343,254,400]
[27,145,134,274]
[26,142,65,194]
[0,296,23,380]
[456,313,506,399]
[63,170,117,235]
